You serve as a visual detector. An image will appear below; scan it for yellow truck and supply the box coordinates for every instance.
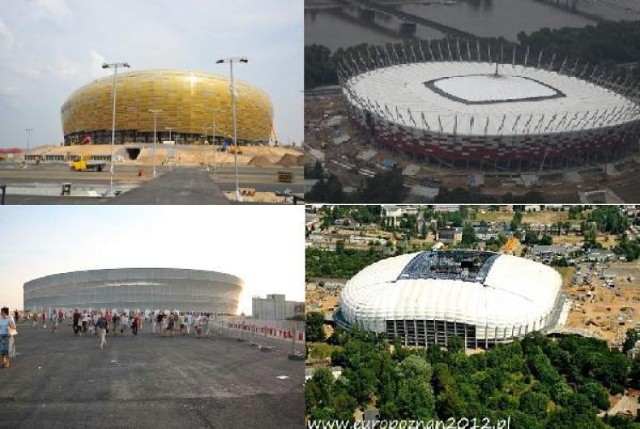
[69,155,106,172]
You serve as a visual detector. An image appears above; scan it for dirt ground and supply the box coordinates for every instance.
[223,191,288,203]
[25,144,304,168]
[564,262,640,346]
[475,210,570,224]
[305,94,640,203]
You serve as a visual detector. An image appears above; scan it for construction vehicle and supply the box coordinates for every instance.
[70,155,106,172]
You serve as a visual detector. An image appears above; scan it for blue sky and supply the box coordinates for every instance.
[0,0,303,148]
[0,205,305,314]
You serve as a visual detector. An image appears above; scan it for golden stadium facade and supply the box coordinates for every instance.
[61,69,273,145]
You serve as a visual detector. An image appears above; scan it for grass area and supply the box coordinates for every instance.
[308,342,339,360]
[475,212,514,223]
[555,266,576,288]
[523,211,570,223]
[596,235,619,249]
[552,235,584,245]
[475,210,569,224]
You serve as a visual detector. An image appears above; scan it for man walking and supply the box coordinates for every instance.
[96,314,109,350]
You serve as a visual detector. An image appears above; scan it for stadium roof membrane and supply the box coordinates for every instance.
[345,62,639,136]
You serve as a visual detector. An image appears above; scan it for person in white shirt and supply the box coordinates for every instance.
[0,307,17,368]
[120,314,129,336]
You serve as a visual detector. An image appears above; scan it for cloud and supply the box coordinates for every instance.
[0,20,15,51]
[0,85,18,97]
[55,58,81,79]
[89,50,108,80]
[35,0,72,19]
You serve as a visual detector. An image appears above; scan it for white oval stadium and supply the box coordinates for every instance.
[23,268,243,314]
[339,41,640,170]
[336,251,564,349]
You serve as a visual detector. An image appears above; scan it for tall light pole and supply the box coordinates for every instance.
[216,57,247,201]
[25,128,33,166]
[102,62,130,196]
[207,108,222,173]
[149,109,162,178]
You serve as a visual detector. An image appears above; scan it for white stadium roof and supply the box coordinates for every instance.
[344,62,640,136]
[340,251,562,337]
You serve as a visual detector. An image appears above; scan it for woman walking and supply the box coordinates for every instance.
[0,307,17,368]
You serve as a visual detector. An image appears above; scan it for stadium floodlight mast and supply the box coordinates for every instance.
[149,109,162,178]
[25,128,33,166]
[216,57,248,201]
[102,62,130,197]
[206,107,222,172]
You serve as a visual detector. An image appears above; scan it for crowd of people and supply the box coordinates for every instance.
[25,309,216,349]
[8,309,216,351]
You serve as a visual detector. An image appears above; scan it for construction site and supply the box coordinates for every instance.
[562,261,640,348]
[21,143,304,168]
[0,143,305,204]
[305,91,640,203]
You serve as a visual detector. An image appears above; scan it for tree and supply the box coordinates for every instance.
[623,329,639,353]
[539,235,553,245]
[306,174,345,203]
[629,355,640,389]
[306,367,335,413]
[355,166,407,203]
[306,312,326,342]
[304,44,338,89]
[396,355,436,420]
[519,390,549,419]
[579,381,609,410]
[446,335,464,355]
[510,211,523,231]
[461,225,477,247]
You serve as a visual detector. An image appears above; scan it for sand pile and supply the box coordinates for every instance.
[276,153,304,167]
[248,155,274,167]
[224,191,285,203]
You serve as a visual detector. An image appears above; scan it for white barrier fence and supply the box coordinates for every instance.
[213,317,305,352]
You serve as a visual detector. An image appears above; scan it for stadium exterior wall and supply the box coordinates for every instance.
[337,251,564,349]
[23,268,243,314]
[348,104,640,170]
[61,69,273,145]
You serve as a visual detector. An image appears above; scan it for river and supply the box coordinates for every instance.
[305,0,639,51]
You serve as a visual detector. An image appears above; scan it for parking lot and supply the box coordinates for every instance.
[0,323,304,428]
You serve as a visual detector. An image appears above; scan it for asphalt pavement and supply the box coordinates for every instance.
[107,167,229,204]
[0,163,303,204]
[0,323,304,428]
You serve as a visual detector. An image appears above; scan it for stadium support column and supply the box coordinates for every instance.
[484,324,488,349]
[464,323,468,349]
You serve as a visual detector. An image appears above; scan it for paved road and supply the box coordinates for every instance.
[108,168,229,204]
[0,324,304,428]
[0,165,304,204]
